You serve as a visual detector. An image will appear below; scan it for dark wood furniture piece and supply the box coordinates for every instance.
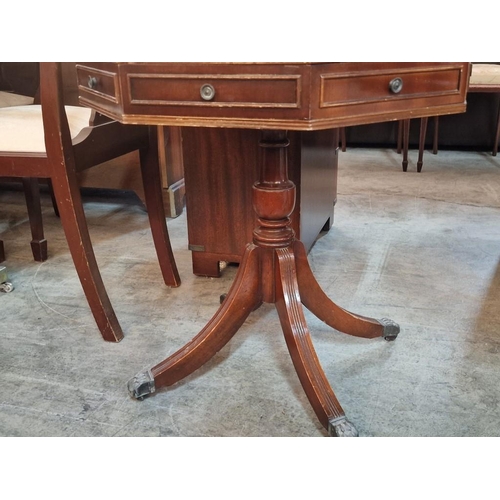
[13,63,185,219]
[397,116,439,172]
[467,63,500,156]
[182,127,339,277]
[0,62,180,342]
[395,63,500,171]
[77,124,186,218]
[0,62,39,97]
[78,62,470,436]
[59,63,186,219]
[0,62,47,262]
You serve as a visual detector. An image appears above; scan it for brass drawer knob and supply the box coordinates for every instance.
[88,76,98,90]
[200,83,215,101]
[389,77,403,94]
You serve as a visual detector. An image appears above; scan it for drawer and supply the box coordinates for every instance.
[76,63,470,130]
[312,63,469,127]
[125,72,302,109]
[76,65,119,104]
[319,66,462,107]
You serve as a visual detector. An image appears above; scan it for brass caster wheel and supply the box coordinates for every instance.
[128,370,155,400]
[379,317,400,341]
[0,282,14,293]
[328,416,359,437]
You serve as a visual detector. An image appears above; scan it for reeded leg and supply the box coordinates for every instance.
[127,128,400,436]
[139,127,181,288]
[128,244,262,399]
[294,240,399,340]
[275,247,358,436]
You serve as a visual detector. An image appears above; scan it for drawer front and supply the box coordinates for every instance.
[320,67,462,107]
[113,63,313,125]
[75,63,470,130]
[126,73,301,109]
[76,65,120,105]
[313,63,469,126]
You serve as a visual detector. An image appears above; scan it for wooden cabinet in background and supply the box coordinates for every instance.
[77,126,185,218]
[182,127,339,277]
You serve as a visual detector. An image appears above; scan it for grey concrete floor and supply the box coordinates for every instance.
[1,147,499,437]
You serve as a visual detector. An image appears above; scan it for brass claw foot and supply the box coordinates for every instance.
[379,317,400,341]
[328,416,359,437]
[128,370,156,400]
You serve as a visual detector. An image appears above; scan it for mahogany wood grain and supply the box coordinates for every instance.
[42,62,123,342]
[77,63,470,130]
[0,63,180,342]
[182,127,338,276]
[275,246,346,430]
[150,245,262,389]
[81,63,470,435]
[0,62,39,97]
[397,117,439,172]
[22,177,48,261]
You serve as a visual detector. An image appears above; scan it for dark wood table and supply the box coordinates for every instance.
[78,62,470,436]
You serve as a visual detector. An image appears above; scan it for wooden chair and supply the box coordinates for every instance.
[0,70,49,262]
[396,117,439,172]
[0,62,180,342]
[398,63,500,171]
[467,63,500,156]
[0,177,49,262]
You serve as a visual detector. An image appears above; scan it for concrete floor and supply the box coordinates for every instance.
[1,147,499,437]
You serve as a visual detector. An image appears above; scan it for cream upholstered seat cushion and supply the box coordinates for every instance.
[469,64,500,86]
[0,91,34,108]
[0,105,92,153]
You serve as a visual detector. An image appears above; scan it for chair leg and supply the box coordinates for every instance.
[50,168,123,342]
[492,100,500,157]
[0,240,5,263]
[397,120,403,154]
[22,177,48,262]
[139,127,181,288]
[340,127,347,152]
[402,119,410,171]
[46,178,60,217]
[417,117,428,173]
[433,116,439,155]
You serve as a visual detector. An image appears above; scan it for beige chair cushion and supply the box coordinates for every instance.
[0,91,34,108]
[469,63,500,86]
[0,105,92,153]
